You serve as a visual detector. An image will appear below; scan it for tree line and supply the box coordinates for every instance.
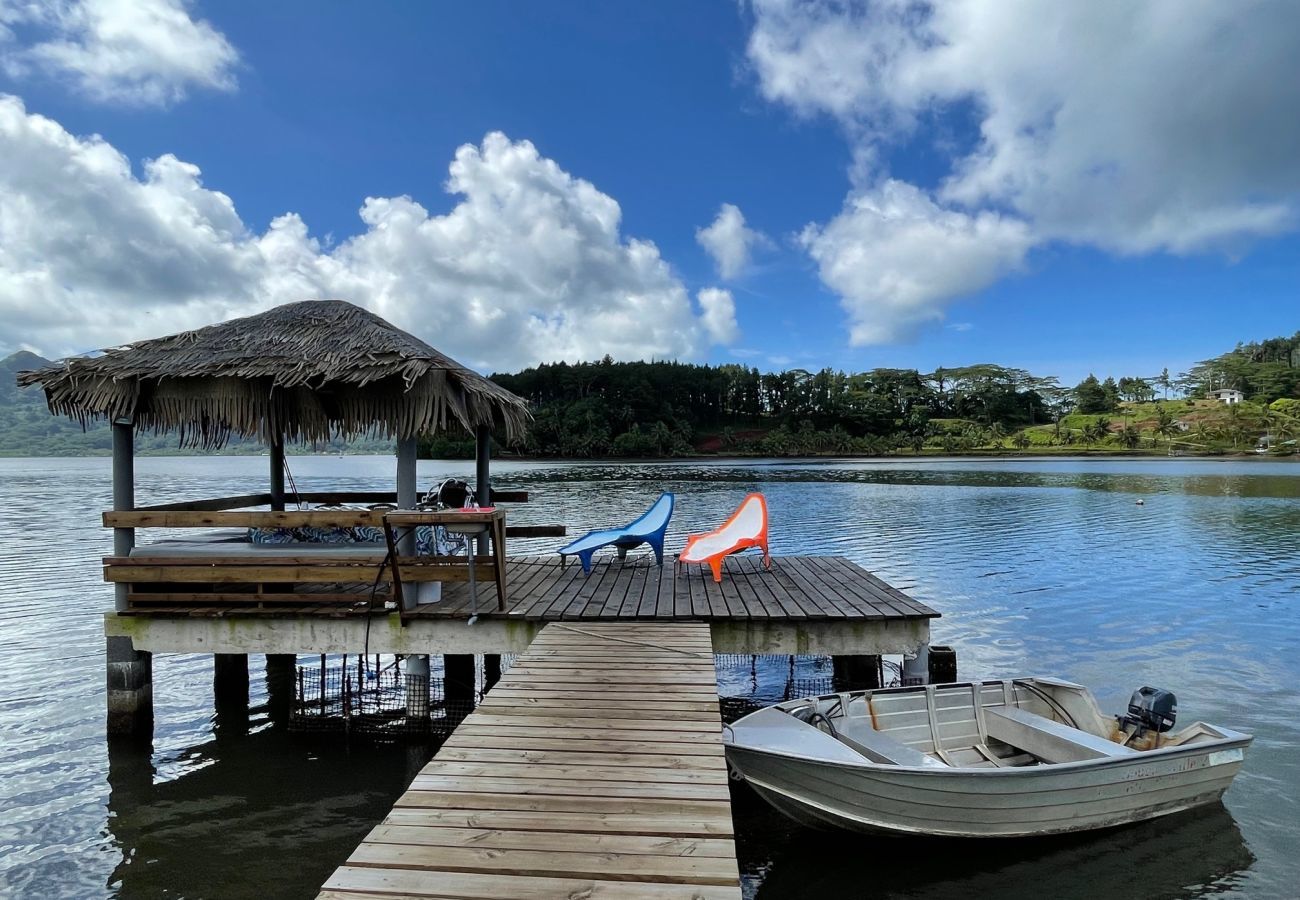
[421,328,1296,459]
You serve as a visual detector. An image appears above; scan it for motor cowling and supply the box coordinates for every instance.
[1126,686,1177,733]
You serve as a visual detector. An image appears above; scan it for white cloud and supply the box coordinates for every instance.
[747,0,1300,339]
[801,180,1031,344]
[696,287,739,345]
[696,203,769,279]
[0,96,728,368]
[0,0,238,106]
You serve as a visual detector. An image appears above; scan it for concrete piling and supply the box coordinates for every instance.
[106,635,153,736]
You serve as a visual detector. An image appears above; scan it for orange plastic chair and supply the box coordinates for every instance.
[679,492,771,582]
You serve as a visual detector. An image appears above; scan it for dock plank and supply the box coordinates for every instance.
[318,621,740,898]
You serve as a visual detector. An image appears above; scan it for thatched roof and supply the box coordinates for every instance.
[16,300,530,447]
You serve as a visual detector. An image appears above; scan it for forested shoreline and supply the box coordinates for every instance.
[414,331,1299,459]
[5,332,1298,458]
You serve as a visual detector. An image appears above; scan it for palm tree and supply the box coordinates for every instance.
[1155,407,1179,447]
[1083,418,1111,445]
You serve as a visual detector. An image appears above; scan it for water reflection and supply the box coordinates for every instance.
[104,727,426,900]
[1,456,1296,898]
[745,789,1253,899]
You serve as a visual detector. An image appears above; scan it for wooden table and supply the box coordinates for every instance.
[382,509,508,614]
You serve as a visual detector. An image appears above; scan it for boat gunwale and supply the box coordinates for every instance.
[724,678,1252,778]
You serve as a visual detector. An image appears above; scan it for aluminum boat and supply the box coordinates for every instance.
[724,677,1250,837]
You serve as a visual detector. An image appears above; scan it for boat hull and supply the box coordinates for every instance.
[727,740,1248,838]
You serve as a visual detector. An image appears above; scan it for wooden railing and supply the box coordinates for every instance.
[104,489,562,614]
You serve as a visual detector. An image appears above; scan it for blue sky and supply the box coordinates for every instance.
[1,1,1297,386]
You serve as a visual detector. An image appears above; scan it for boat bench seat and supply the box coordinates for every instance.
[836,719,947,768]
[985,706,1137,764]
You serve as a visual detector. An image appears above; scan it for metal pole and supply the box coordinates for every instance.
[269,433,285,511]
[396,436,418,556]
[474,424,491,506]
[474,424,490,556]
[112,421,135,613]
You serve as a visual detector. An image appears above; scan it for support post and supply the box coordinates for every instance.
[265,653,296,727]
[406,654,430,723]
[901,644,931,686]
[396,436,418,556]
[269,434,285,511]
[483,654,502,691]
[111,421,134,613]
[107,421,150,736]
[443,654,476,728]
[106,635,152,736]
[474,425,490,556]
[213,654,249,735]
[474,424,491,506]
[832,655,882,692]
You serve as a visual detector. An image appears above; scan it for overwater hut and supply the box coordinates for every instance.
[16,299,941,742]
[17,299,531,733]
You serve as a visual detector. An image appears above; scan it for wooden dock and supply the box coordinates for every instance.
[319,622,741,899]
[106,554,938,659]
[414,554,936,622]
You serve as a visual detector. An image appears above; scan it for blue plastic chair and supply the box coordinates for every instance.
[558,492,675,574]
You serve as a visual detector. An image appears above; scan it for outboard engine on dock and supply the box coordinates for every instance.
[1119,686,1177,736]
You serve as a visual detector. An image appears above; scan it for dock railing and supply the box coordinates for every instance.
[101,491,562,614]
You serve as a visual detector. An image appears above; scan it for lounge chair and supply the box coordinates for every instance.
[558,492,675,574]
[679,492,770,582]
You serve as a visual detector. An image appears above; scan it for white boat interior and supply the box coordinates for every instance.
[754,678,1242,769]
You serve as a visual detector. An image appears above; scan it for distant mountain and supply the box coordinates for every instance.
[0,350,52,401]
[0,350,119,455]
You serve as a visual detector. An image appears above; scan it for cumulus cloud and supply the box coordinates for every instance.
[747,0,1300,339]
[801,180,1031,344]
[696,287,740,345]
[0,0,238,106]
[0,96,728,368]
[696,203,770,279]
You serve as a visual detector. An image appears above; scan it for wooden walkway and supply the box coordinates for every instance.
[319,622,740,899]
[411,554,937,622]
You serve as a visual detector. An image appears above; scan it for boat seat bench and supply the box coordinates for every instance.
[984,706,1137,764]
[836,719,947,768]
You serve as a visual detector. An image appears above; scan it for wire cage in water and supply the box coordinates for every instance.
[290,652,908,738]
[290,653,513,740]
[713,653,906,723]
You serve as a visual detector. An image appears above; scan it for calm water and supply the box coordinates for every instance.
[1,456,1297,898]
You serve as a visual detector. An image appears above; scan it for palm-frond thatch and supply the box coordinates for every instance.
[16,300,530,448]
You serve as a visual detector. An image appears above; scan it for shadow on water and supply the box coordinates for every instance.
[105,720,429,900]
[738,783,1254,900]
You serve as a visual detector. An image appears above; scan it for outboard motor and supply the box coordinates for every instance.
[1120,686,1177,735]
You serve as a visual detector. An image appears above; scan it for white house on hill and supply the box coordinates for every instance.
[1208,388,1245,404]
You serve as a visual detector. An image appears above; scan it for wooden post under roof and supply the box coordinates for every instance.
[108,418,152,736]
[111,421,135,613]
[474,424,500,688]
[474,424,491,506]
[396,436,418,554]
[269,433,286,512]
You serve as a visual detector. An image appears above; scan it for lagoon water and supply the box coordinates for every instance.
[0,455,1297,898]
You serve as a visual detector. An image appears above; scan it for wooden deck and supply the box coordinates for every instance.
[420,554,937,621]
[122,554,939,623]
[319,622,741,900]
